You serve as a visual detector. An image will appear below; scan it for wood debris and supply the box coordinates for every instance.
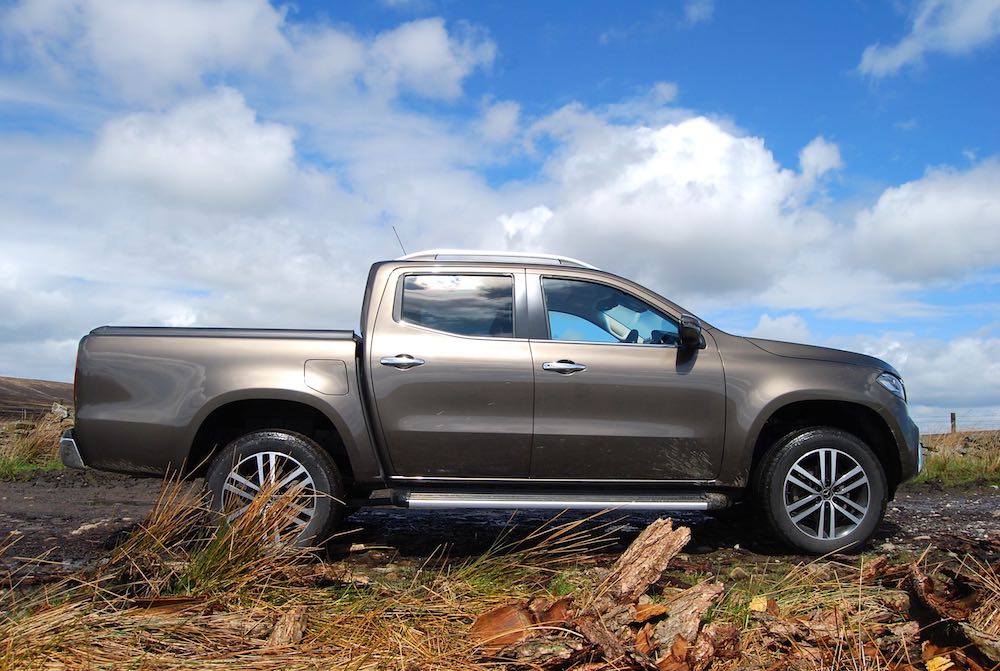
[469,517,1000,671]
[470,602,545,652]
[652,581,724,648]
[471,518,725,670]
[596,518,691,609]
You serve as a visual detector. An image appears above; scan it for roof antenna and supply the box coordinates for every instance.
[392,226,407,256]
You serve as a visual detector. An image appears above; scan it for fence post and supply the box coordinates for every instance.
[950,412,957,434]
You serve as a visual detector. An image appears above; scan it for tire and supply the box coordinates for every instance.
[206,430,344,547]
[754,428,887,555]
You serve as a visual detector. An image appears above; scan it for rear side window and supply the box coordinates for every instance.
[401,274,514,338]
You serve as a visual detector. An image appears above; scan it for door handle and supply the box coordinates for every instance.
[380,355,426,370]
[542,360,587,374]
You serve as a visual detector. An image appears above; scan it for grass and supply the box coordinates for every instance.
[3,479,974,671]
[913,430,1000,487]
[0,482,617,670]
[0,457,62,480]
[0,412,66,480]
[1,423,997,668]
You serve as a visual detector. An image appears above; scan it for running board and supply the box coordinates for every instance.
[399,491,731,511]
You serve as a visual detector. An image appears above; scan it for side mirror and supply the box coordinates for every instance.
[679,314,703,349]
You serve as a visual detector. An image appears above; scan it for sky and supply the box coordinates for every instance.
[0,0,998,433]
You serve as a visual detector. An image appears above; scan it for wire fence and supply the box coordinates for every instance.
[912,410,1000,435]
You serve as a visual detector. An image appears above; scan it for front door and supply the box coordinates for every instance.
[529,275,726,481]
[369,270,534,479]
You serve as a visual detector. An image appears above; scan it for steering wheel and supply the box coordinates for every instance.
[651,329,680,346]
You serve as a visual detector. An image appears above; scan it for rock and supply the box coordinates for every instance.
[266,606,308,647]
[728,566,749,580]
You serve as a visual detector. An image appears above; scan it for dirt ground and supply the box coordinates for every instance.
[2,469,998,579]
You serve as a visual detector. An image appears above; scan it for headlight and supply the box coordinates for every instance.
[877,372,906,402]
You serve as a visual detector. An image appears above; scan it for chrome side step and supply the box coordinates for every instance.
[401,491,730,511]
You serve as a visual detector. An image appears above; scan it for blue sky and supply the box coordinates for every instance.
[0,0,998,431]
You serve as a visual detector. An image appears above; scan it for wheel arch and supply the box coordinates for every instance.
[748,400,901,496]
[186,394,357,487]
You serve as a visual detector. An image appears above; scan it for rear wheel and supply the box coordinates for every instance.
[206,430,344,546]
[755,428,887,554]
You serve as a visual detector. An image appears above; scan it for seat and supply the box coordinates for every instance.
[489,313,513,338]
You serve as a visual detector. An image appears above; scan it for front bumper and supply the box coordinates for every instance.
[59,429,86,469]
[897,413,922,483]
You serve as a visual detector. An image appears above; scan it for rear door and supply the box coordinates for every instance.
[368,268,534,478]
[527,272,726,481]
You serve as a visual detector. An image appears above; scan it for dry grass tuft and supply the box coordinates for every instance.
[0,483,616,670]
[0,414,63,462]
[966,556,1000,638]
[916,431,1000,486]
[0,411,68,478]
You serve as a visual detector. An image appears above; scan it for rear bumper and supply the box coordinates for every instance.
[59,429,86,469]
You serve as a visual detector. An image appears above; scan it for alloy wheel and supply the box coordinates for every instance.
[222,450,317,542]
[782,447,870,540]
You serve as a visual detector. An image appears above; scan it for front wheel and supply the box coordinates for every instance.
[755,428,887,554]
[206,430,344,547]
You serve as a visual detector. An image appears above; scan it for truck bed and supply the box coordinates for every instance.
[73,326,378,479]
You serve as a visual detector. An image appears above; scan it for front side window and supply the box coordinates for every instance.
[401,274,513,337]
[542,277,679,345]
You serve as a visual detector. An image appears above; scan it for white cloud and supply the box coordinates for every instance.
[479,100,520,142]
[499,206,554,247]
[859,0,1000,77]
[3,0,288,100]
[3,4,495,104]
[683,0,715,26]
[0,130,388,382]
[799,136,843,184]
[508,113,828,299]
[366,18,495,100]
[602,82,686,126]
[90,88,297,211]
[853,159,1000,280]
[287,25,366,89]
[749,314,813,344]
[0,9,511,382]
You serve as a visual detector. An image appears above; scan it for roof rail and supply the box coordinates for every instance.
[397,249,599,269]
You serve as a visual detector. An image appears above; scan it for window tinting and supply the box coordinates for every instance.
[543,277,679,344]
[401,275,514,338]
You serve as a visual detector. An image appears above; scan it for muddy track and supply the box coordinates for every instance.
[1,469,998,577]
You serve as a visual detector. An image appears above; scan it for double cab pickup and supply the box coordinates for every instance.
[62,250,922,553]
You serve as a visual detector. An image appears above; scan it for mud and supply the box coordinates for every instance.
[1,469,997,577]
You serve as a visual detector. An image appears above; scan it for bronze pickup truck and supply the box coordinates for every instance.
[62,250,921,553]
